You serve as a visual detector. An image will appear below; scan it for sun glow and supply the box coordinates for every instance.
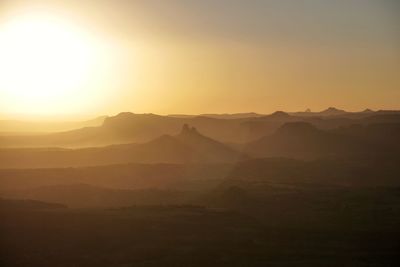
[0,12,112,117]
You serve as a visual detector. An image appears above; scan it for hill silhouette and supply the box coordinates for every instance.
[245,122,372,159]
[0,125,243,168]
[181,112,264,119]
[319,107,347,116]
[1,109,400,148]
[0,116,106,134]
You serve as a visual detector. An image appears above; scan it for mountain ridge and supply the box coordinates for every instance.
[1,109,400,148]
[0,125,243,168]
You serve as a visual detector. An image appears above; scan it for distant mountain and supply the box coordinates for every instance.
[198,113,264,119]
[176,124,245,161]
[245,122,371,159]
[0,125,244,168]
[168,113,264,119]
[0,112,293,147]
[319,107,347,116]
[335,122,400,150]
[2,110,400,148]
[100,112,271,144]
[261,111,293,120]
[290,107,400,120]
[0,116,107,134]
[290,107,347,117]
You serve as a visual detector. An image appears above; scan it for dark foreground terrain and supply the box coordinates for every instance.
[1,110,400,266]
[1,185,400,267]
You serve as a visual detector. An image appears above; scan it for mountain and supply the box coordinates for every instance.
[99,112,272,144]
[0,112,292,147]
[245,122,370,159]
[176,124,244,161]
[168,113,265,119]
[0,116,107,134]
[198,112,264,119]
[318,107,347,116]
[0,125,243,168]
[2,111,400,149]
[290,107,347,117]
[335,122,400,150]
[257,111,294,120]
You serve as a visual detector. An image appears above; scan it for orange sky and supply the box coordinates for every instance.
[0,0,399,119]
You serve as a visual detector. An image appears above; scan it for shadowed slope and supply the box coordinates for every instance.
[245,122,372,159]
[1,110,400,148]
[0,125,243,168]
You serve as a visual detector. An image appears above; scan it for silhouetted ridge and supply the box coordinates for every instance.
[177,124,221,144]
[180,124,199,136]
[198,112,263,119]
[103,112,164,127]
[271,111,289,116]
[4,109,400,149]
[179,124,226,144]
[175,124,243,160]
[319,107,346,115]
[245,121,372,159]
[268,111,290,118]
[0,125,243,168]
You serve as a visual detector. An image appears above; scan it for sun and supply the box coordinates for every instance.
[0,13,101,116]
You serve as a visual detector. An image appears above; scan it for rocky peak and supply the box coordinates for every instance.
[320,107,346,115]
[180,124,199,136]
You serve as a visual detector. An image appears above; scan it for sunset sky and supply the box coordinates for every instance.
[0,0,399,118]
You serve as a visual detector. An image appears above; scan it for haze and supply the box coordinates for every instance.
[1,1,400,266]
[1,0,399,119]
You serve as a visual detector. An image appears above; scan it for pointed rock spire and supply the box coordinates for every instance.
[181,123,190,134]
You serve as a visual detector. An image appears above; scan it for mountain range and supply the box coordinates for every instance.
[1,108,399,148]
[0,124,243,168]
[0,116,106,134]
[1,119,399,168]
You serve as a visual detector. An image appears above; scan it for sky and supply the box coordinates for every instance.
[0,0,399,118]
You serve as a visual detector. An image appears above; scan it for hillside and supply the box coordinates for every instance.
[1,110,400,148]
[245,122,374,159]
[0,116,106,134]
[0,125,243,168]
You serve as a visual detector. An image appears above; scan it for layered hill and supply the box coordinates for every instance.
[1,109,400,148]
[0,116,106,134]
[0,125,244,168]
[245,122,377,159]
